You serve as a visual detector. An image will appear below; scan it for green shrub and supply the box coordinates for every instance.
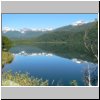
[2,71,48,86]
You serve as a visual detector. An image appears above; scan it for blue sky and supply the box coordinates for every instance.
[2,14,97,30]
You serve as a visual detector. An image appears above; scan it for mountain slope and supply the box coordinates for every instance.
[54,21,95,32]
[2,31,49,40]
[2,21,95,41]
[36,21,97,43]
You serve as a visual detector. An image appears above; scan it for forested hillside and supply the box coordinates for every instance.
[36,21,98,62]
[36,21,97,43]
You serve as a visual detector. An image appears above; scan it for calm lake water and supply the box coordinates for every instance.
[2,44,98,86]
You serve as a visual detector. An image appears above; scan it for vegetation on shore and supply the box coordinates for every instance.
[2,36,14,67]
[2,71,49,86]
[2,51,14,67]
[2,36,12,51]
[2,70,78,86]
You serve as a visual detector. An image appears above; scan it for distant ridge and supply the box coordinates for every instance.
[2,21,95,40]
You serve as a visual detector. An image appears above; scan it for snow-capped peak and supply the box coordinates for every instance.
[2,27,20,33]
[2,27,53,33]
[2,27,11,33]
[72,20,87,26]
[19,28,32,34]
[32,27,53,32]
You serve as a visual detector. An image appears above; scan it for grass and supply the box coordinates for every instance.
[2,71,80,86]
[2,51,14,67]
[2,71,49,86]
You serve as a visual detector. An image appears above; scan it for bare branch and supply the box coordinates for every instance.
[83,31,90,51]
[83,31,98,61]
[90,45,98,60]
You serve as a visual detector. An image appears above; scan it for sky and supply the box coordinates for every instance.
[2,14,97,30]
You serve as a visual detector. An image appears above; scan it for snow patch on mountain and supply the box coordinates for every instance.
[72,20,87,26]
[2,27,53,34]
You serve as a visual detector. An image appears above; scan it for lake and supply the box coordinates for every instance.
[2,44,98,86]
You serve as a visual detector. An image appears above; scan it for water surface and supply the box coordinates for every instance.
[2,44,98,86]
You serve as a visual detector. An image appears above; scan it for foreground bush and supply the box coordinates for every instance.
[2,71,48,86]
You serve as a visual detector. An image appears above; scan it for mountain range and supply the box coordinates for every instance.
[2,21,96,41]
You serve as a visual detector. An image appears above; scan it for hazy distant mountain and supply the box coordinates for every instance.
[2,30,51,40]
